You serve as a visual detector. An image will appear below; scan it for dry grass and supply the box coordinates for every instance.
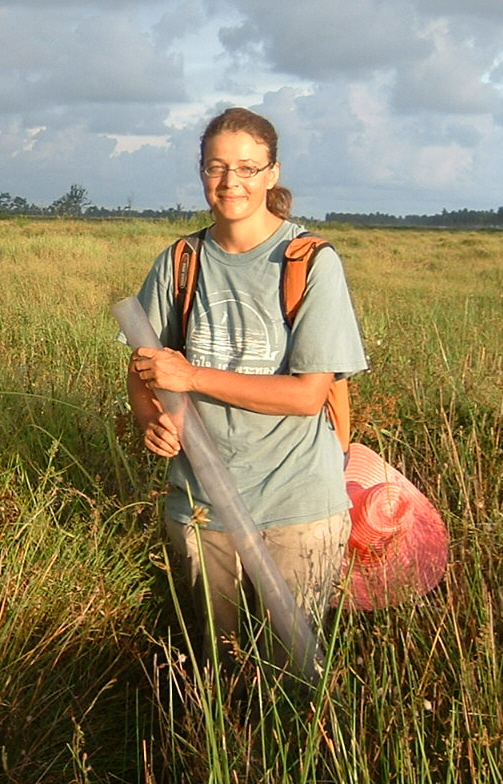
[1,218,502,782]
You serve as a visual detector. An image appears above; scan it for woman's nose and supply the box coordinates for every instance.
[221,167,240,184]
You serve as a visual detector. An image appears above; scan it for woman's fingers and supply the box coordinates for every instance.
[144,414,181,457]
[132,347,196,392]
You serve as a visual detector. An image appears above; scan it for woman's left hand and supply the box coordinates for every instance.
[132,347,197,393]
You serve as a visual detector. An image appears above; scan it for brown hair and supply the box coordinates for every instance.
[200,107,292,220]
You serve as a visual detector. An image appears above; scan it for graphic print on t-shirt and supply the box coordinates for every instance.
[187,288,286,375]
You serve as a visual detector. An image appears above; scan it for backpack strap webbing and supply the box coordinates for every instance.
[281,233,331,326]
[172,228,206,347]
[281,232,350,454]
[326,378,350,456]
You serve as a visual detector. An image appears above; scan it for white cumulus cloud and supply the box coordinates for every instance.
[0,0,502,216]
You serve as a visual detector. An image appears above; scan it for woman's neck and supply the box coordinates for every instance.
[210,212,284,253]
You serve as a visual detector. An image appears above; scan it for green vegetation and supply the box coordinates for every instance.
[324,206,503,229]
[2,182,503,226]
[1,219,502,783]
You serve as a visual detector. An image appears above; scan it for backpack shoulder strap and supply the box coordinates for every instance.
[172,228,206,345]
[281,232,350,454]
[281,232,332,326]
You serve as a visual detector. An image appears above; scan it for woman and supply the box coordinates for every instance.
[127,107,367,673]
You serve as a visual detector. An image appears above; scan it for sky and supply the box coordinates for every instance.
[1,0,503,219]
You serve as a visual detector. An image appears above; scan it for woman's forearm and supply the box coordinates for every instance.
[127,363,160,428]
[190,366,333,416]
[132,347,333,416]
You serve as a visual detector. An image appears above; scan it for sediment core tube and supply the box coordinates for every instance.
[112,296,322,681]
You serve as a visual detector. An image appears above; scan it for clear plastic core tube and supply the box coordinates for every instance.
[112,296,322,681]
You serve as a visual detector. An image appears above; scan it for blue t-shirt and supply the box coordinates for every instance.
[135,221,368,529]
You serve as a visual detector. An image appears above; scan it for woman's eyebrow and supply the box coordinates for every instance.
[204,156,262,164]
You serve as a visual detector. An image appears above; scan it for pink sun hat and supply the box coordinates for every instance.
[335,443,449,611]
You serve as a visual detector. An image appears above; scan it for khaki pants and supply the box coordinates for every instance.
[165,511,351,674]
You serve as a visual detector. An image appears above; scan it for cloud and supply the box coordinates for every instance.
[218,0,431,79]
[1,0,502,217]
[0,0,164,6]
[0,8,186,116]
[416,0,503,17]
[216,0,503,117]
[249,80,503,216]
[51,16,185,104]
[393,19,501,115]
[154,0,207,42]
[0,119,205,210]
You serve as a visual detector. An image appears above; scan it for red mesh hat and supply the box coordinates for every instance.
[335,443,448,611]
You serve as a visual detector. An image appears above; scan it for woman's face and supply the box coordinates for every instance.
[200,131,280,225]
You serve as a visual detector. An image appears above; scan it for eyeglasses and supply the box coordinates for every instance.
[201,162,273,179]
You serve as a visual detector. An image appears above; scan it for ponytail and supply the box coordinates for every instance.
[267,185,292,220]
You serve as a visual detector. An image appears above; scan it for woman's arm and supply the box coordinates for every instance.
[127,358,181,457]
[131,347,333,416]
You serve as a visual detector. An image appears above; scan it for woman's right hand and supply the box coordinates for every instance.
[142,411,181,458]
[127,360,181,458]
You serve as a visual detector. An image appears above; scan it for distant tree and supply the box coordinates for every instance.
[49,184,91,217]
[0,192,12,212]
[0,192,44,215]
[11,196,30,214]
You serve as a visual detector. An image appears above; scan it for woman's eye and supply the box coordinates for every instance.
[236,166,256,177]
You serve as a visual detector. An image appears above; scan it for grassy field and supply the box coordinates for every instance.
[0,217,502,783]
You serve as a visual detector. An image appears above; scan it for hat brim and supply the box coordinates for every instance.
[334,443,448,611]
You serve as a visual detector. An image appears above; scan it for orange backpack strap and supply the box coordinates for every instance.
[282,232,351,454]
[281,233,331,325]
[325,378,350,455]
[172,228,206,348]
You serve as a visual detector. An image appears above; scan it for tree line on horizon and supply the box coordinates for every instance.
[0,184,201,223]
[1,183,503,229]
[324,207,503,229]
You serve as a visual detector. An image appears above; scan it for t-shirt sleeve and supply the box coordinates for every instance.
[134,247,182,349]
[287,245,367,377]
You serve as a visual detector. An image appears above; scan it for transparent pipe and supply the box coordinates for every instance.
[112,296,322,681]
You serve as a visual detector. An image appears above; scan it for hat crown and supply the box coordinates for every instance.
[347,481,415,556]
[338,442,448,611]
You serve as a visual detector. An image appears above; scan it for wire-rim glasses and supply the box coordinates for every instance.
[201,162,273,179]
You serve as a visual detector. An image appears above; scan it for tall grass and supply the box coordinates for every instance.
[1,218,502,782]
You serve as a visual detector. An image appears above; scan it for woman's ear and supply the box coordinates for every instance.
[267,161,281,190]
